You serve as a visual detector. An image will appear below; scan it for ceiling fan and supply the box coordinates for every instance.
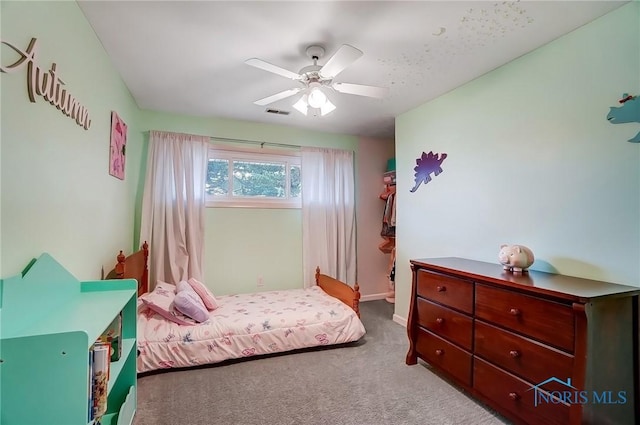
[245,44,389,116]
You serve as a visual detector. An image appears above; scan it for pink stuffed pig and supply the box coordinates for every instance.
[498,244,535,273]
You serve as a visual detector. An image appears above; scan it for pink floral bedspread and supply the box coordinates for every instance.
[137,286,366,373]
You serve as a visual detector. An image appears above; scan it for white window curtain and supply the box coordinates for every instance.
[140,131,209,290]
[301,147,356,287]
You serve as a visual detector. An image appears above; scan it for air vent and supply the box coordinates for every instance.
[265,108,290,115]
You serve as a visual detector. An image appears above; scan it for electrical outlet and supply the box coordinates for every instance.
[257,276,264,287]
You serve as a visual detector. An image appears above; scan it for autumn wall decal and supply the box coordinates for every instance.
[0,38,91,130]
[410,151,447,193]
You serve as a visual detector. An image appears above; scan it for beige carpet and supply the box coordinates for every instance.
[133,300,510,425]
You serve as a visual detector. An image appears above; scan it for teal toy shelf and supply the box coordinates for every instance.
[0,253,138,425]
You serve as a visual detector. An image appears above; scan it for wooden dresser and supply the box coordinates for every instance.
[406,257,639,425]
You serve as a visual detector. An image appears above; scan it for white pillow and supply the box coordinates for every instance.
[174,280,209,323]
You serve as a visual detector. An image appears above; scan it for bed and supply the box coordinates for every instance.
[108,245,366,373]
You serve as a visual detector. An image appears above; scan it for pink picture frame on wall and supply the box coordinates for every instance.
[109,111,127,180]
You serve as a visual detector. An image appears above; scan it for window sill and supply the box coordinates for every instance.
[206,199,301,209]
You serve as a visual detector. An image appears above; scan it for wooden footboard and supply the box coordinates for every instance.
[106,241,149,296]
[315,267,361,317]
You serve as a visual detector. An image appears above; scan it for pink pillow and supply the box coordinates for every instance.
[187,278,218,311]
[140,281,196,326]
[174,281,209,323]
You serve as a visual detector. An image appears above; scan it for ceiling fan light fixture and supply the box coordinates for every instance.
[293,95,308,116]
[293,89,335,117]
[320,99,336,116]
[307,82,327,108]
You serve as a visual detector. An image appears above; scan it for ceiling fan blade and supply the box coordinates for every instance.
[319,44,363,78]
[245,58,301,80]
[253,88,302,106]
[333,82,389,99]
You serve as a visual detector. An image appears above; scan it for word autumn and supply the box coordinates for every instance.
[1,38,91,130]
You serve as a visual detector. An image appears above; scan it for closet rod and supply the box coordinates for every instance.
[210,136,301,150]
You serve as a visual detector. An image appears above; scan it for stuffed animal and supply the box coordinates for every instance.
[498,244,535,273]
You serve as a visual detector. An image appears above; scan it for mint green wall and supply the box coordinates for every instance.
[1,1,143,279]
[0,0,361,294]
[395,3,640,321]
[137,110,359,295]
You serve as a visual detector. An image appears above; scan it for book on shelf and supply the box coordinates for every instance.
[97,311,122,362]
[88,346,94,422]
[91,342,111,420]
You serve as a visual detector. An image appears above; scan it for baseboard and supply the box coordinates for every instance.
[392,314,407,328]
[360,293,388,302]
[360,295,407,327]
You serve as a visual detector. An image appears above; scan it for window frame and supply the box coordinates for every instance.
[205,144,301,209]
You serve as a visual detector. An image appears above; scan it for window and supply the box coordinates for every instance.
[206,145,301,208]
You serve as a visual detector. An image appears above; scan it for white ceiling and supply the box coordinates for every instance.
[78,1,628,139]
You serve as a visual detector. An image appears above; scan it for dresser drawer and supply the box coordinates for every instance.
[475,320,574,389]
[475,284,574,352]
[417,298,473,351]
[415,327,472,386]
[474,357,570,425]
[417,270,473,314]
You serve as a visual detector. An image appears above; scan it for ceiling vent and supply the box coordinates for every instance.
[265,108,290,115]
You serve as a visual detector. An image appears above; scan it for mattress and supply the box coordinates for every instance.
[137,286,366,373]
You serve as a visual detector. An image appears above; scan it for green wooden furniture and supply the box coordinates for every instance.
[0,253,137,425]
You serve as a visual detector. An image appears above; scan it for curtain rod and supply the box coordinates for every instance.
[209,136,301,150]
[150,130,302,149]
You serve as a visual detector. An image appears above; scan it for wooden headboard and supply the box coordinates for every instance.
[315,267,361,317]
[106,241,149,296]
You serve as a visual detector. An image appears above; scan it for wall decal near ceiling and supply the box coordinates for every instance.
[607,93,640,143]
[410,151,447,193]
[109,112,127,180]
[0,38,91,130]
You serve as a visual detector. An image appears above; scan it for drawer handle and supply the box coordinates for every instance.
[436,286,446,292]
[509,350,521,358]
[435,349,444,356]
[436,317,444,325]
[509,308,521,316]
[508,392,520,401]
